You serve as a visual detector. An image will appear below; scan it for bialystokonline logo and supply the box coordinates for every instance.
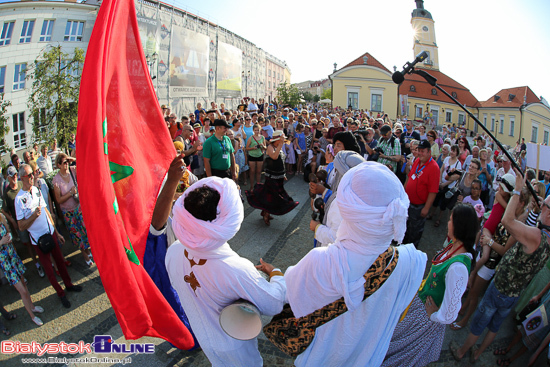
[1,335,155,356]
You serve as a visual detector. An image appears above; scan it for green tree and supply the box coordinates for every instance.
[302,91,314,102]
[0,93,12,157]
[276,82,301,107]
[313,94,320,103]
[27,45,84,151]
[321,88,331,100]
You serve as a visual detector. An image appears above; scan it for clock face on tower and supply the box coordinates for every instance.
[422,26,429,32]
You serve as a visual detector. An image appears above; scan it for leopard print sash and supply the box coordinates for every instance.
[263,246,399,357]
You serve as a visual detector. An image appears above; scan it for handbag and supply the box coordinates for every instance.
[69,168,80,204]
[263,246,399,357]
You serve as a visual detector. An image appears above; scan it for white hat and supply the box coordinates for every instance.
[271,130,285,142]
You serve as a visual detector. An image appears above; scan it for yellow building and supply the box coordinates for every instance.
[477,87,550,147]
[329,0,550,146]
[330,53,397,114]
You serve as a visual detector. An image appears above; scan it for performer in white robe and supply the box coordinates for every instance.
[286,162,427,367]
[166,177,286,367]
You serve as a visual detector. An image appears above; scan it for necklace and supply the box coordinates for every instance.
[432,240,464,265]
[60,171,70,178]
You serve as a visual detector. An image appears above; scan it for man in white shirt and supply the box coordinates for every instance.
[490,154,515,208]
[166,177,286,366]
[36,145,53,175]
[15,164,82,308]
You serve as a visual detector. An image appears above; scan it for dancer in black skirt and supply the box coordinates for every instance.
[246,130,299,225]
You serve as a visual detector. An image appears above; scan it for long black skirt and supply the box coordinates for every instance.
[246,177,299,216]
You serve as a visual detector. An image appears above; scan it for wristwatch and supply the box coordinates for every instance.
[512,190,521,196]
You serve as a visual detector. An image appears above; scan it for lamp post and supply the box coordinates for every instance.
[145,52,158,80]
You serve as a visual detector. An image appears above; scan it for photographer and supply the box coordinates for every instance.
[372,125,401,173]
[431,145,463,227]
[304,142,324,182]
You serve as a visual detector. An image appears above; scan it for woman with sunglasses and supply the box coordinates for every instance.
[52,153,93,266]
[427,130,440,160]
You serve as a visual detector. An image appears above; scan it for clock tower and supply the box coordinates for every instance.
[411,0,439,71]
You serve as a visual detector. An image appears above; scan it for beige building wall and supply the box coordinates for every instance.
[331,66,397,115]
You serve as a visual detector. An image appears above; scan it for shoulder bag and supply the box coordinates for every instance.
[263,246,399,357]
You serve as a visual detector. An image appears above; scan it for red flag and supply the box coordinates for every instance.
[76,0,194,349]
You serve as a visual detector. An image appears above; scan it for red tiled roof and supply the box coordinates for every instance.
[478,86,540,108]
[340,52,391,74]
[400,68,481,108]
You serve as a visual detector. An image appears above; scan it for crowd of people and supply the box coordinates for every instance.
[1,100,550,367]
[155,101,550,366]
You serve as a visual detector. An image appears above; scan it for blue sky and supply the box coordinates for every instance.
[168,0,550,102]
[2,0,549,102]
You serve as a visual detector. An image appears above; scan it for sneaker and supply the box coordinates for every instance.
[66,285,83,292]
[60,296,71,308]
[32,306,44,313]
[32,316,43,326]
[36,264,45,278]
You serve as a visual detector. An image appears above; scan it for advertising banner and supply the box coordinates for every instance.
[216,42,242,98]
[169,25,209,97]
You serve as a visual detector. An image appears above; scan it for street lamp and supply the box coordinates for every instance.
[145,52,158,80]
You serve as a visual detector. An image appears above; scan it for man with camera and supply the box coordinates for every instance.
[14,164,82,308]
[369,125,401,173]
[304,142,323,181]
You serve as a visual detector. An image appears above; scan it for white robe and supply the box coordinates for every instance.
[285,244,426,367]
[166,242,286,367]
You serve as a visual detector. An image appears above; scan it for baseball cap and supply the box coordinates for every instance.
[7,166,17,177]
[418,140,431,150]
[193,123,201,129]
[500,173,515,193]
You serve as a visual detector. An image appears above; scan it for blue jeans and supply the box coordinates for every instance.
[470,280,518,336]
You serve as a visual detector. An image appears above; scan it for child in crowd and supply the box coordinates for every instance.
[294,124,306,175]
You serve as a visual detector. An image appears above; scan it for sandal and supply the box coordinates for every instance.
[263,212,271,226]
[470,345,479,364]
[494,347,509,356]
[1,327,10,336]
[497,358,511,366]
[449,321,463,330]
[434,220,440,227]
[5,312,16,321]
[449,341,462,361]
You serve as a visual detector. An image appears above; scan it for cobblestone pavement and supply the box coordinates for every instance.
[0,174,541,366]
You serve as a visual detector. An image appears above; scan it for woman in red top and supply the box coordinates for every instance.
[457,137,470,166]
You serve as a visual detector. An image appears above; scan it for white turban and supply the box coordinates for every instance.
[171,177,243,258]
[336,161,410,256]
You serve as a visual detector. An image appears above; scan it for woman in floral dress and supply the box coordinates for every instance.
[0,213,44,330]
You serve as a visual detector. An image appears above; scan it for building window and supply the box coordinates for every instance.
[13,63,26,91]
[0,66,5,93]
[19,20,35,43]
[431,88,437,95]
[446,111,452,123]
[371,94,382,112]
[410,85,416,92]
[348,92,359,110]
[509,116,515,136]
[40,20,54,42]
[491,116,495,131]
[406,103,410,117]
[452,92,457,98]
[458,113,465,125]
[12,112,26,149]
[268,70,271,77]
[544,130,549,146]
[531,125,538,143]
[415,105,423,118]
[268,81,271,89]
[0,21,15,46]
[64,21,84,42]
[499,116,504,134]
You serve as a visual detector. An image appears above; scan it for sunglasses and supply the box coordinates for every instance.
[22,172,34,178]
[61,160,69,165]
